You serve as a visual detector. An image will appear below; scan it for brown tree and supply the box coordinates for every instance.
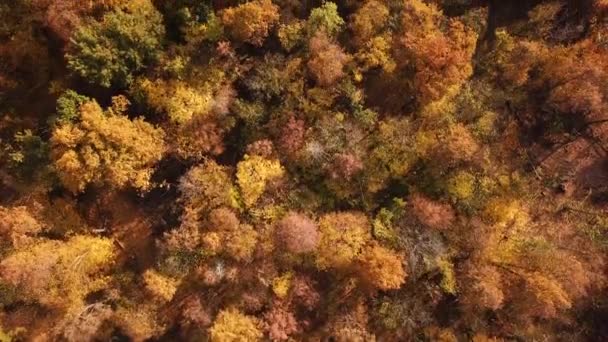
[398,0,477,105]
[307,32,351,87]
[410,194,456,229]
[275,212,319,254]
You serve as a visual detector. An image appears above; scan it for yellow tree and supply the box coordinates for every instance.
[0,235,115,311]
[349,0,389,46]
[236,154,284,208]
[316,212,371,270]
[209,308,263,342]
[357,243,407,290]
[221,0,280,46]
[50,97,165,193]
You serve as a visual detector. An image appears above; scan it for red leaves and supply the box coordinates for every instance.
[307,32,351,87]
[276,212,319,254]
[410,194,455,230]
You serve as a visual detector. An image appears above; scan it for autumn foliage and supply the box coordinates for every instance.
[2,0,608,341]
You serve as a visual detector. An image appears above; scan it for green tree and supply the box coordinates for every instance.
[307,2,344,38]
[66,0,165,87]
[52,90,91,126]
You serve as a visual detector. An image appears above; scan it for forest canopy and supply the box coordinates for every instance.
[1,0,608,341]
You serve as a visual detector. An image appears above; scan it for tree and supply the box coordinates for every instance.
[66,0,165,87]
[432,124,480,166]
[180,296,211,328]
[50,97,165,193]
[204,207,259,262]
[137,78,214,124]
[59,302,113,342]
[307,31,351,87]
[291,276,320,310]
[307,2,344,38]
[263,303,299,341]
[0,206,44,249]
[275,212,319,254]
[39,0,91,43]
[221,0,279,46]
[277,115,306,160]
[115,304,166,341]
[328,153,363,181]
[52,90,91,126]
[179,160,237,216]
[364,118,417,193]
[173,116,228,160]
[356,35,396,73]
[460,263,505,311]
[410,194,455,229]
[278,21,305,52]
[143,269,180,302]
[236,154,284,208]
[446,170,476,202]
[316,212,371,270]
[349,0,389,46]
[0,235,115,311]
[209,308,263,342]
[357,243,407,291]
[398,0,477,105]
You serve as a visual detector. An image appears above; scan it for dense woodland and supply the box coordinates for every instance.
[0,0,608,340]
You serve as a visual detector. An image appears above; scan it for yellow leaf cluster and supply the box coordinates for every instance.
[446,171,476,202]
[143,269,180,302]
[356,35,396,73]
[138,78,213,124]
[316,212,371,270]
[436,256,457,294]
[0,235,115,311]
[358,243,406,290]
[236,155,284,208]
[115,304,166,342]
[221,0,279,46]
[209,308,262,342]
[272,271,293,298]
[51,100,165,193]
[179,160,239,216]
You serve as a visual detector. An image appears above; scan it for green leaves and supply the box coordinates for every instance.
[307,2,345,38]
[66,2,165,88]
